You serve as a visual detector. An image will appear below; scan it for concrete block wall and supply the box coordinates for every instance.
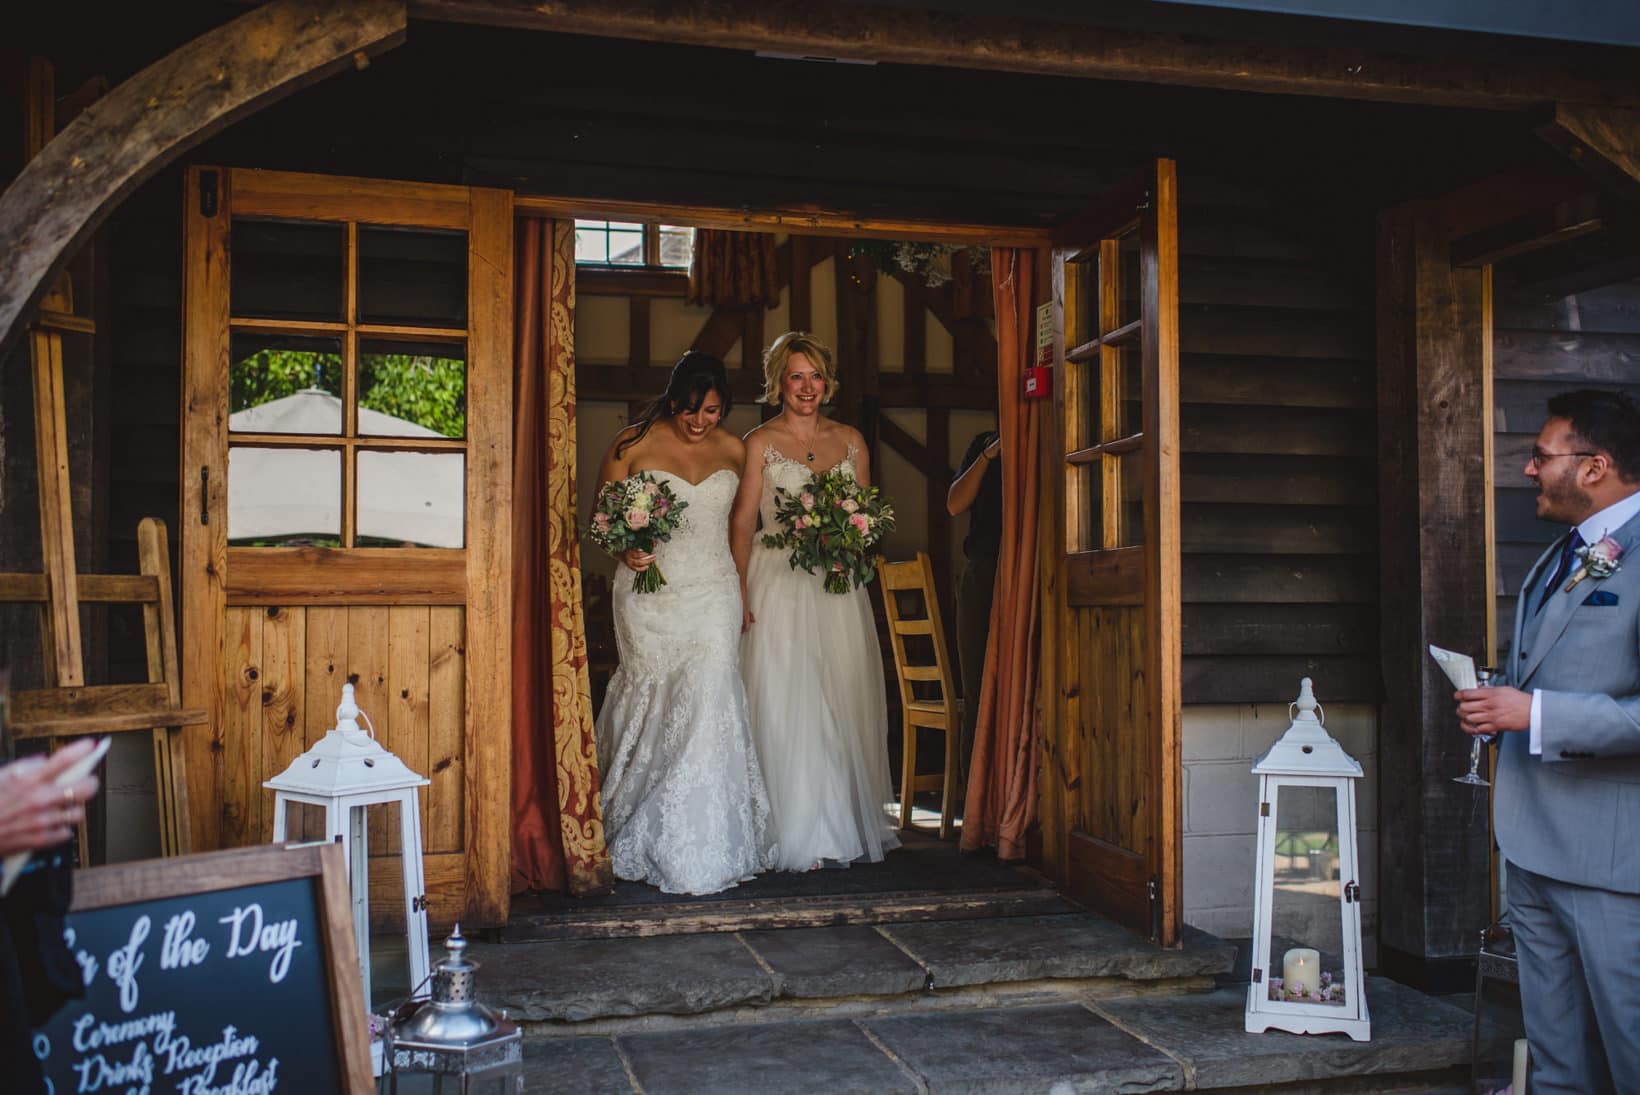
[1182,702,1379,967]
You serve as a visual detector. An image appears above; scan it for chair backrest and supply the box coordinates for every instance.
[879,552,957,718]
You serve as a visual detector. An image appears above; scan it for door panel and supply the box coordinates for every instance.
[1046,160,1181,943]
[182,167,511,926]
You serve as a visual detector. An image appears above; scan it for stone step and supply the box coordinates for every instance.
[517,977,1495,1094]
[476,913,1238,1026]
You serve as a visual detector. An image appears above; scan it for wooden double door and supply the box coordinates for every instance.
[181,168,513,926]
[1041,160,1183,944]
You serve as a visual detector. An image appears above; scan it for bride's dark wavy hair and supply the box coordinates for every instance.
[614,351,733,459]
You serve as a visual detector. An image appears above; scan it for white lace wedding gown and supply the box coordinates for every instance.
[741,446,901,870]
[595,468,778,894]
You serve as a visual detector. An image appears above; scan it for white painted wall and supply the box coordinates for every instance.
[1182,701,1378,965]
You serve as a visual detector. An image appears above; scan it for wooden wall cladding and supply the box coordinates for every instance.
[218,603,467,927]
[1492,279,1640,654]
[1176,184,1377,703]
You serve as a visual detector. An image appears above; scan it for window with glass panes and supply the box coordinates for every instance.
[573,221,693,268]
[227,219,469,549]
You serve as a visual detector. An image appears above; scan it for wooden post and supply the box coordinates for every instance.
[1376,201,1493,988]
[31,325,84,687]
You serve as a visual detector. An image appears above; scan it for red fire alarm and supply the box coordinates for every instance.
[1023,366,1052,399]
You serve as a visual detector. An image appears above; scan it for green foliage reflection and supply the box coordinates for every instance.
[230,349,466,438]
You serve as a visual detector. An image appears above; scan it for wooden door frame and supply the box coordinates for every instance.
[180,166,514,925]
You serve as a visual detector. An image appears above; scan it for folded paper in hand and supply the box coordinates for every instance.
[1428,644,1478,690]
[0,736,111,896]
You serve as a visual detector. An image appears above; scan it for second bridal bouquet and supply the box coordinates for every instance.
[588,473,688,593]
[762,467,897,594]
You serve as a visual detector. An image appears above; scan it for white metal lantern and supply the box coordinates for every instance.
[1245,678,1370,1041]
[265,681,431,1009]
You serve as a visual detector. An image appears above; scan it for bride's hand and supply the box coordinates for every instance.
[621,548,656,573]
[741,607,755,634]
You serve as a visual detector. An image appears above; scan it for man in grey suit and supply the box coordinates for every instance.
[1457,389,1640,1094]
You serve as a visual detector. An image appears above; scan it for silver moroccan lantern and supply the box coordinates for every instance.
[388,926,524,1094]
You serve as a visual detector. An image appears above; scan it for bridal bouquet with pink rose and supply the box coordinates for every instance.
[588,473,689,593]
[761,467,897,594]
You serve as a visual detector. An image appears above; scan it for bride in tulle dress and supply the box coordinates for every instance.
[731,332,900,871]
[593,352,778,895]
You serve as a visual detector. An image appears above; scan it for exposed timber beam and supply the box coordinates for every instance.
[513,194,1051,247]
[413,0,1640,111]
[1536,104,1640,202]
[0,0,407,356]
[1497,231,1640,303]
[1449,192,1605,267]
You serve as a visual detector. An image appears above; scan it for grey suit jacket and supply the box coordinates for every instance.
[1498,508,1640,894]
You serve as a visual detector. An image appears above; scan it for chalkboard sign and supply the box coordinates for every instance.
[31,843,372,1094]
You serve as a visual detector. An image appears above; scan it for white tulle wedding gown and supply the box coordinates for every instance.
[741,446,901,870]
[595,468,778,894]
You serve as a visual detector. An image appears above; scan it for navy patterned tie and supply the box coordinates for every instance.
[1537,530,1585,615]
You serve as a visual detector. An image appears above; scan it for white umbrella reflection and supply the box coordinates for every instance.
[228,390,463,548]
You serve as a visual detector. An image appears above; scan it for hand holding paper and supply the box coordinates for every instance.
[1429,644,1479,690]
[0,736,108,895]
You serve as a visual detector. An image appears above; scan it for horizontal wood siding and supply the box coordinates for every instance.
[106,168,185,686]
[1493,279,1640,659]
[1177,184,1377,703]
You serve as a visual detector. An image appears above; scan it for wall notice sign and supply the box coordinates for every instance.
[1034,301,1055,368]
[32,843,372,1094]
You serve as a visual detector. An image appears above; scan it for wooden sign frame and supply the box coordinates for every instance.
[60,842,374,1093]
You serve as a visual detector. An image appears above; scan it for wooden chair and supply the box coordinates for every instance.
[880,552,960,839]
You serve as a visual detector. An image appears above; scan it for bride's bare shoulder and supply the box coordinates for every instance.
[716,430,747,462]
[741,419,779,448]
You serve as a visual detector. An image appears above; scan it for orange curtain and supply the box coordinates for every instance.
[961,248,1042,860]
[687,229,780,308]
[511,218,614,896]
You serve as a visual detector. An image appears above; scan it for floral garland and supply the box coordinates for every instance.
[848,240,991,288]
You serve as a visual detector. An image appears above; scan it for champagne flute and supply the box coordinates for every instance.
[1454,666,1493,787]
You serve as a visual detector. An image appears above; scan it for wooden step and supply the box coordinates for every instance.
[500,885,1073,941]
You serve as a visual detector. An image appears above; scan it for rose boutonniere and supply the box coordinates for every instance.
[1565,534,1624,592]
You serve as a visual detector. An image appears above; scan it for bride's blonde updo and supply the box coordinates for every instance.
[761,331,838,405]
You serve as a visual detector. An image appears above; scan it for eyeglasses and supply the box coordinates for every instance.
[1527,448,1598,469]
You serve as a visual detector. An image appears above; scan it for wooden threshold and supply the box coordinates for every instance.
[500,885,1069,942]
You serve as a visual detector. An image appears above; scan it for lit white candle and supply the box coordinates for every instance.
[1282,947,1320,996]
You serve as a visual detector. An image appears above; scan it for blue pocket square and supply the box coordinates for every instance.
[1584,589,1620,606]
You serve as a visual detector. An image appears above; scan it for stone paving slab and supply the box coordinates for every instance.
[880,915,1236,988]
[1092,976,1497,1090]
[618,1017,920,1094]
[520,1036,635,1094]
[865,1003,1185,1094]
[741,925,928,998]
[473,934,773,1022]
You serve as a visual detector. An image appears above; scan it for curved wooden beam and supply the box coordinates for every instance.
[0,0,407,354]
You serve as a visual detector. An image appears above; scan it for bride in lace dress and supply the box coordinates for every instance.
[731,332,900,870]
[594,352,778,894]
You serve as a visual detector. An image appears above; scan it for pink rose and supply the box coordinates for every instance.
[592,513,611,532]
[839,498,859,514]
[800,492,816,511]
[626,508,650,530]
[653,498,670,516]
[849,513,870,535]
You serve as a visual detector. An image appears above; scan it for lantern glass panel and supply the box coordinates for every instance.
[1266,782,1348,1007]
